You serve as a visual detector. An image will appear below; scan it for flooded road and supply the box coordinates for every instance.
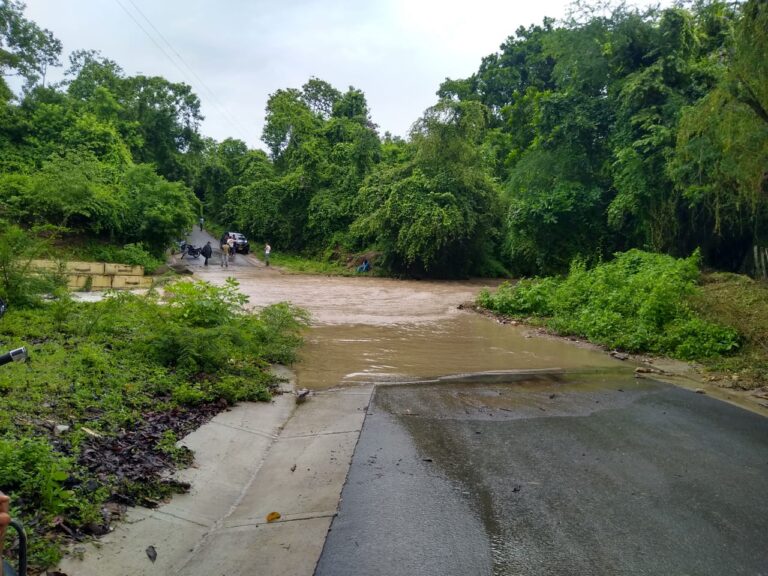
[297,315,622,389]
[192,259,625,388]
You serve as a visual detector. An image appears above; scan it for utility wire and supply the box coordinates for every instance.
[112,0,251,144]
[124,0,250,142]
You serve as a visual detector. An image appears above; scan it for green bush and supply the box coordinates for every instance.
[478,277,559,316]
[164,278,248,327]
[88,242,164,273]
[478,250,740,360]
[0,437,74,514]
[0,223,66,307]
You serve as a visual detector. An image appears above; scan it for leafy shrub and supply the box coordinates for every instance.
[88,242,163,273]
[0,223,66,307]
[0,437,74,514]
[164,278,248,327]
[478,277,559,316]
[688,273,768,387]
[478,249,740,359]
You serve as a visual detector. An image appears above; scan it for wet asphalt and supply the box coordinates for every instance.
[315,372,768,576]
[179,228,261,269]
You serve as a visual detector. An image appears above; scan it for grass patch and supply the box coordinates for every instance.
[270,252,367,276]
[477,249,741,362]
[203,221,227,243]
[0,279,308,569]
[689,272,768,388]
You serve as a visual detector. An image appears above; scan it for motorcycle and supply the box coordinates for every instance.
[180,243,201,259]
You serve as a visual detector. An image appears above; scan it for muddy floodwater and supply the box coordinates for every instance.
[297,315,625,389]
[206,268,626,388]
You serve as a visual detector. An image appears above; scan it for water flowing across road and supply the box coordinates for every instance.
[194,263,625,388]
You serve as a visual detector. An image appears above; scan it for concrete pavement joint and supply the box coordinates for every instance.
[222,511,339,530]
[279,429,363,440]
[207,419,279,439]
[152,509,211,528]
[313,390,374,396]
[171,400,301,575]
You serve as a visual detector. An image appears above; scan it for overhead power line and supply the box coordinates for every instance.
[124,0,249,140]
[112,0,252,144]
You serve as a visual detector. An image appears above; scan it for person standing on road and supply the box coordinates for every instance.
[227,236,236,262]
[199,216,204,231]
[201,241,212,266]
[220,241,230,268]
[264,242,271,266]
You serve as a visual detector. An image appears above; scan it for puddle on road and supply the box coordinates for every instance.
[295,313,627,390]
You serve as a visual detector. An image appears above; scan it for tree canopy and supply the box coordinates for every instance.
[1,0,766,277]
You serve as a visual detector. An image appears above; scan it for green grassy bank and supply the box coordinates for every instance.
[477,250,766,390]
[0,279,308,569]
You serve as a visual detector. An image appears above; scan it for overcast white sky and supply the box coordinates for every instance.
[24,0,658,150]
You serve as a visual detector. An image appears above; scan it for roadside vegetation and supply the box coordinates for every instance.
[0,273,308,569]
[691,273,768,386]
[477,250,766,388]
[46,240,166,274]
[268,252,381,276]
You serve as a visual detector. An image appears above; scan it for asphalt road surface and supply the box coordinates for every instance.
[179,228,261,269]
[315,371,768,576]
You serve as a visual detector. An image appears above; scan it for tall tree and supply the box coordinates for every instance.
[0,0,61,89]
[670,0,768,269]
[353,100,501,276]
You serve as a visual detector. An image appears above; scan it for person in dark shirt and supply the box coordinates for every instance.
[201,241,213,266]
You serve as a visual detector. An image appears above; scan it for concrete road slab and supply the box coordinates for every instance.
[57,377,373,576]
[58,507,209,576]
[318,376,768,576]
[56,390,298,575]
[176,423,275,484]
[180,517,332,576]
[211,403,292,437]
[280,388,372,437]
[224,430,360,527]
[224,388,373,527]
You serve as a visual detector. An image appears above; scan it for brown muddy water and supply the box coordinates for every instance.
[296,315,626,390]
[201,269,629,390]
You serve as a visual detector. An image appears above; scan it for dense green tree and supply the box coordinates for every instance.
[301,77,341,119]
[353,100,501,276]
[438,1,759,275]
[0,0,61,89]
[246,80,381,252]
[670,0,768,269]
[118,164,199,253]
[2,1,765,280]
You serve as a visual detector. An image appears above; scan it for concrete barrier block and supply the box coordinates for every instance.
[29,259,60,272]
[67,275,89,289]
[66,261,105,275]
[111,275,153,289]
[104,263,144,276]
[90,275,113,289]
